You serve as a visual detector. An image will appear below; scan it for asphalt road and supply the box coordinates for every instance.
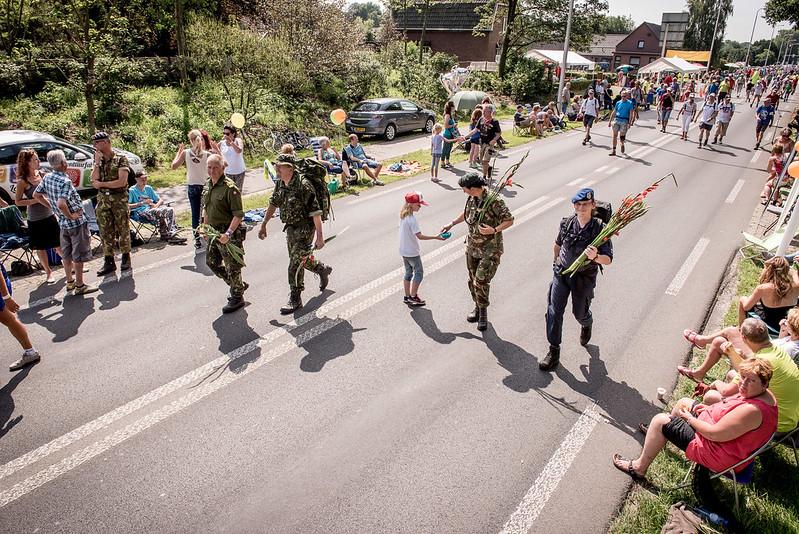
[0,92,783,533]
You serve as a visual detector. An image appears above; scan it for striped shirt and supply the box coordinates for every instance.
[35,170,86,229]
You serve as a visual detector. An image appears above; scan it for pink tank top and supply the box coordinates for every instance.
[686,394,778,473]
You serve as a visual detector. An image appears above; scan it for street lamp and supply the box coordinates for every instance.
[784,42,798,64]
[745,8,764,66]
[556,0,575,116]
[707,3,723,71]
[765,25,775,66]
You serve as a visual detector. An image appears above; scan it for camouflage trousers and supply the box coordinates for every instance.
[466,252,501,308]
[287,223,325,292]
[206,226,246,297]
[96,192,131,256]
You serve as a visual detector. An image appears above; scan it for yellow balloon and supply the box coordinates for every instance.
[790,161,799,179]
[230,112,245,129]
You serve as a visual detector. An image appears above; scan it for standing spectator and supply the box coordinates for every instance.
[34,150,98,296]
[468,108,482,169]
[344,134,384,186]
[218,124,246,192]
[172,129,217,249]
[695,94,718,149]
[463,104,501,183]
[761,145,786,203]
[676,93,697,141]
[202,154,247,314]
[430,123,444,183]
[608,90,634,156]
[658,88,675,133]
[441,101,457,169]
[1,262,41,371]
[580,89,599,146]
[398,191,444,307]
[712,94,735,145]
[559,81,571,116]
[90,131,132,276]
[755,97,775,150]
[128,171,187,244]
[14,149,62,283]
[630,81,644,123]
[258,154,333,315]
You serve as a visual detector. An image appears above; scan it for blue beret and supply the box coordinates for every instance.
[571,188,594,203]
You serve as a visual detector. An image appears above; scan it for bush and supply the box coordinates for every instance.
[503,52,552,103]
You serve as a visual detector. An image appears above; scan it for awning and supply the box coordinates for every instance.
[637,56,706,75]
[665,50,711,63]
[524,49,595,68]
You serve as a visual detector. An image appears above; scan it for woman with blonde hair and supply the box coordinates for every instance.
[172,129,219,249]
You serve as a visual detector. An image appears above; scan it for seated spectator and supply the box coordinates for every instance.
[530,105,544,135]
[696,318,799,434]
[761,144,787,203]
[514,105,534,133]
[546,101,566,128]
[280,144,295,155]
[778,128,795,154]
[316,136,355,190]
[128,171,187,244]
[344,134,384,186]
[681,258,799,382]
[774,306,799,363]
[537,108,555,132]
[612,357,777,480]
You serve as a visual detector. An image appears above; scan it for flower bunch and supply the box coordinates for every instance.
[475,150,527,227]
[562,173,677,277]
[294,226,349,286]
[198,224,246,266]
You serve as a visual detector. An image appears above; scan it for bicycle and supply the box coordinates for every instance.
[263,129,311,153]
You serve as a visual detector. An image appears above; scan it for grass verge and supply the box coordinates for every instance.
[608,256,799,534]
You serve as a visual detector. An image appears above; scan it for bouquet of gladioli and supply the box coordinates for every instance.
[475,150,527,227]
[562,173,677,277]
[198,224,246,266]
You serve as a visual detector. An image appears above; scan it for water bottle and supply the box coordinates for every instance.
[693,507,728,526]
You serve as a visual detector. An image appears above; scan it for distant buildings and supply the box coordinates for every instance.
[612,23,662,69]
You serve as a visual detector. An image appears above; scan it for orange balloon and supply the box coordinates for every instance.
[789,161,799,179]
[331,109,347,125]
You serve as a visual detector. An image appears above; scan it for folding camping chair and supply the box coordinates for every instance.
[128,201,176,245]
[739,227,799,260]
[0,205,38,272]
[82,199,103,255]
[340,146,370,186]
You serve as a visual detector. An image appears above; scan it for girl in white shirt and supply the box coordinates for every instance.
[398,191,445,306]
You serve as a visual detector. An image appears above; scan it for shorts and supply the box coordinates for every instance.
[756,122,770,133]
[351,159,379,169]
[27,214,61,250]
[583,115,595,128]
[660,109,672,122]
[326,164,343,175]
[611,121,629,134]
[662,415,697,451]
[479,143,496,162]
[60,223,93,263]
[715,121,730,137]
[0,264,10,312]
[699,121,713,131]
[402,255,423,284]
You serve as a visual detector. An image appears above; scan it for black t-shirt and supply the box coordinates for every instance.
[661,94,674,109]
[477,117,501,145]
[514,112,525,125]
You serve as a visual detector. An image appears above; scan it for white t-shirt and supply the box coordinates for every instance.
[220,139,246,174]
[398,215,421,257]
[681,101,697,117]
[581,97,599,117]
[717,102,735,123]
[700,103,717,124]
[775,336,799,363]
[754,83,764,95]
[186,149,209,186]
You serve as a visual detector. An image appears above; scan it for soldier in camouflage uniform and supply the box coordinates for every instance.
[203,154,247,314]
[90,132,132,275]
[440,172,514,331]
[259,154,332,315]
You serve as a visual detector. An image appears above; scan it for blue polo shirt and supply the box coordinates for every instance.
[613,100,635,122]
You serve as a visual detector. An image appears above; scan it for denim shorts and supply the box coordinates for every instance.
[402,255,424,283]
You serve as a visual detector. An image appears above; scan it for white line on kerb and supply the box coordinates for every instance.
[665,237,710,296]
[725,179,745,204]
[750,150,762,164]
[499,404,602,534]
[566,178,583,187]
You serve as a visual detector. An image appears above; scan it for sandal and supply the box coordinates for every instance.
[612,454,643,480]
[677,366,703,384]
[638,422,649,435]
[683,329,705,349]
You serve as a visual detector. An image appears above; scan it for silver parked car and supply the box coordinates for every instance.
[345,98,436,141]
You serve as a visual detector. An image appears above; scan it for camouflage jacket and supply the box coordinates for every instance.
[464,190,513,258]
[96,152,130,194]
[269,173,321,227]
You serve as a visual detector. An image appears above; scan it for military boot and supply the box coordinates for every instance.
[539,345,561,371]
[96,256,116,276]
[466,306,479,323]
[280,290,303,315]
[477,307,488,331]
[580,325,592,346]
[120,252,131,271]
[319,266,333,291]
[222,296,245,314]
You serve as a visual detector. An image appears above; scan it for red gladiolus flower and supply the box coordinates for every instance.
[507,179,513,187]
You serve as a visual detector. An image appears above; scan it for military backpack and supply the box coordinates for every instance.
[298,158,333,222]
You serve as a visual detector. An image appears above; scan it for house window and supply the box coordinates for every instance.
[637,40,645,49]
[629,57,640,66]
[649,57,656,63]
[615,56,621,65]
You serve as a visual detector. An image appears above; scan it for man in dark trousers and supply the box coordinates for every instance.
[541,188,613,371]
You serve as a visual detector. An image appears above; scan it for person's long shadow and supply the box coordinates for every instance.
[97,272,138,311]
[554,344,657,438]
[0,366,33,439]
[211,307,261,375]
[181,250,215,276]
[298,318,366,372]
[410,307,477,344]
[481,324,553,393]
[18,293,95,343]
[434,182,457,191]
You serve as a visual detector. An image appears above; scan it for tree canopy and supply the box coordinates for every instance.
[765,0,799,27]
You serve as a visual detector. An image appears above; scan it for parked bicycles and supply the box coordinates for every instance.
[263,129,311,153]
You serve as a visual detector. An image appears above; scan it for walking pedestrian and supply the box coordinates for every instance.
[755,97,775,150]
[90,131,132,276]
[258,154,332,315]
[1,262,41,371]
[658,88,675,133]
[695,94,718,148]
[218,124,246,191]
[202,154,247,314]
[438,172,514,331]
[712,94,735,145]
[608,90,634,156]
[676,93,697,141]
[541,188,613,371]
[172,129,217,249]
[580,89,599,145]
[398,191,445,307]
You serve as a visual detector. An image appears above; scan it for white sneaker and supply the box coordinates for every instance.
[9,351,40,371]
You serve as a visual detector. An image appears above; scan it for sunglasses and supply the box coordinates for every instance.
[223,131,232,135]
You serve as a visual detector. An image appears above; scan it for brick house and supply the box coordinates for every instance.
[393,1,505,65]
[612,22,662,70]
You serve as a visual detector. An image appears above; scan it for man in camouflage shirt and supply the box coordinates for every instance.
[90,132,132,275]
[259,154,332,314]
[440,172,514,331]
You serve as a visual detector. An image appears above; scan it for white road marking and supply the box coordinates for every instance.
[595,166,608,173]
[0,196,569,506]
[725,179,745,204]
[499,404,602,533]
[665,237,710,296]
[582,180,596,187]
[566,178,583,187]
[750,150,761,164]
[628,134,676,159]
[606,167,619,174]
[347,178,426,205]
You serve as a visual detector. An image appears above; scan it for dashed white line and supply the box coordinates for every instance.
[725,179,745,204]
[665,237,710,296]
[606,167,619,174]
[750,150,762,164]
[566,178,584,187]
[595,166,608,173]
[582,180,596,187]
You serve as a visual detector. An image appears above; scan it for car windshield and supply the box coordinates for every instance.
[353,102,381,112]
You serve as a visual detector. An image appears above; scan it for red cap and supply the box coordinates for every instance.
[405,191,428,205]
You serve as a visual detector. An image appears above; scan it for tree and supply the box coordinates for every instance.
[591,14,635,35]
[683,0,734,67]
[765,0,799,27]
[347,1,383,25]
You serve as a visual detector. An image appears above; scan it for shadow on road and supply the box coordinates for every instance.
[409,307,477,344]
[181,250,215,276]
[0,366,32,439]
[19,293,95,343]
[481,324,552,393]
[97,273,138,310]
[211,307,261,376]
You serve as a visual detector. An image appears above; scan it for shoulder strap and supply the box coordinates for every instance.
[558,214,576,244]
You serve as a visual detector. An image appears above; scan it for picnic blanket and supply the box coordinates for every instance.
[379,161,428,176]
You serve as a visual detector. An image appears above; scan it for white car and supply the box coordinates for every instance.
[0,130,144,204]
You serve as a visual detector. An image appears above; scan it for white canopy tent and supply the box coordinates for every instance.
[525,49,595,69]
[637,56,705,75]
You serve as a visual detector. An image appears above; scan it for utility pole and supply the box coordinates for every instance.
[556,0,575,114]
[765,26,775,66]
[745,8,764,66]
[707,0,723,71]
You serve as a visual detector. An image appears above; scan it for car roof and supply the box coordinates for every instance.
[0,130,58,145]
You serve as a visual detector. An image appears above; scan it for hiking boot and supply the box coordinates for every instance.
[9,351,40,371]
[96,256,116,276]
[195,238,203,250]
[280,291,303,315]
[580,325,592,346]
[407,295,425,306]
[167,234,187,244]
[608,150,616,156]
[466,306,479,323]
[711,137,717,144]
[242,281,249,293]
[65,280,76,292]
[222,296,245,314]
[120,252,131,271]
[539,345,561,371]
[73,284,99,295]
[477,307,488,331]
[318,265,332,291]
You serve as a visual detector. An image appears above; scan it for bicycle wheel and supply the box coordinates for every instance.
[294,133,310,150]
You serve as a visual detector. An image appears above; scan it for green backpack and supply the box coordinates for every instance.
[298,158,333,221]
